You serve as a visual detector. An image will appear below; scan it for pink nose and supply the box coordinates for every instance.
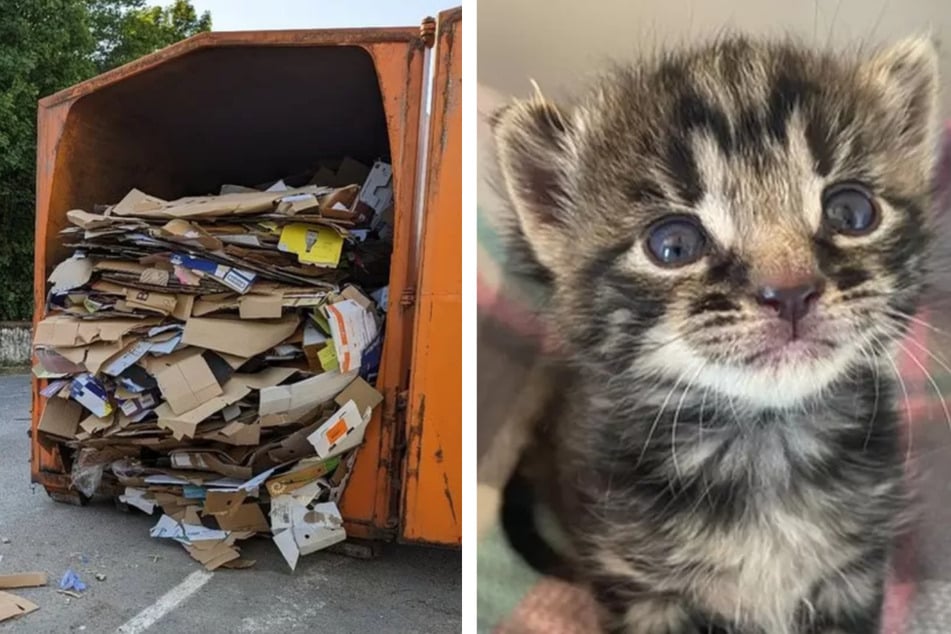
[755,277,825,325]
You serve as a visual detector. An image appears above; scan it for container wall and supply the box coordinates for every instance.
[33,30,426,539]
[401,8,463,546]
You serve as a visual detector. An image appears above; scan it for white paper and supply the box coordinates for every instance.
[303,322,327,346]
[273,527,300,571]
[266,179,289,192]
[144,474,191,486]
[103,341,152,376]
[205,477,246,489]
[148,334,183,355]
[258,370,357,417]
[269,495,295,531]
[307,400,366,459]
[371,287,388,311]
[148,324,183,337]
[238,467,277,493]
[218,235,264,247]
[119,487,156,514]
[291,501,346,556]
[326,300,378,373]
[150,514,228,544]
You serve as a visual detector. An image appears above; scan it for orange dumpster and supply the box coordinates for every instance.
[32,9,461,548]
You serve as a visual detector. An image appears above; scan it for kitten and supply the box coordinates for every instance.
[491,35,941,634]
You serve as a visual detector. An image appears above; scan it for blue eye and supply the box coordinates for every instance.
[822,183,880,236]
[645,216,707,267]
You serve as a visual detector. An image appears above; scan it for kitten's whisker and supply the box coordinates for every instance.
[883,335,951,439]
[671,362,707,483]
[636,365,697,468]
[882,308,949,337]
[877,320,951,374]
[867,332,915,462]
[854,333,881,451]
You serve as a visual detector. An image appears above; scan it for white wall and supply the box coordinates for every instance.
[478,0,949,115]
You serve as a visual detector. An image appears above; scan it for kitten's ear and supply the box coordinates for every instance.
[492,90,578,269]
[862,36,940,155]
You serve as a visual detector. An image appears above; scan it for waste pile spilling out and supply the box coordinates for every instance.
[32,158,394,571]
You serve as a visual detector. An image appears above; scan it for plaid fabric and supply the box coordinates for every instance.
[477,121,951,634]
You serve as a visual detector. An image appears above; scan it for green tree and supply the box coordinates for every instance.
[89,0,212,73]
[0,0,211,321]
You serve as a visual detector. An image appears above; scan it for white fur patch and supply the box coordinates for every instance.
[637,322,858,410]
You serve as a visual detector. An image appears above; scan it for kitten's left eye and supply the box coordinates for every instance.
[822,183,880,236]
[645,216,707,267]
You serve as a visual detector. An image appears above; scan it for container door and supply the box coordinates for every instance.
[400,7,462,545]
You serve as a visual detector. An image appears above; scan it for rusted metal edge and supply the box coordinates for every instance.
[40,27,423,108]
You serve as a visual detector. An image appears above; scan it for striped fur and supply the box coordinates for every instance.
[492,35,940,634]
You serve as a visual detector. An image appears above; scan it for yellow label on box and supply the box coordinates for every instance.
[278,224,344,267]
[318,343,339,372]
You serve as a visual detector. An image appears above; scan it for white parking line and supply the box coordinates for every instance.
[115,570,214,634]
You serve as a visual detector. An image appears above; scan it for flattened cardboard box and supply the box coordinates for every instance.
[155,352,223,415]
[258,370,357,425]
[37,397,83,439]
[0,573,47,589]
[182,314,300,358]
[0,591,38,624]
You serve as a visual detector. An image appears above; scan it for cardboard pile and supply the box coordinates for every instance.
[33,160,393,571]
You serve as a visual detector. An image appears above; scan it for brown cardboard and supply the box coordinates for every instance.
[238,294,283,319]
[172,294,195,321]
[80,414,113,436]
[125,288,178,316]
[193,296,239,316]
[334,377,383,416]
[204,490,248,515]
[0,573,47,589]
[158,219,223,251]
[213,503,269,532]
[339,285,375,312]
[184,539,240,571]
[201,422,261,447]
[155,353,223,415]
[93,259,148,275]
[111,186,324,219]
[154,369,295,439]
[140,268,170,287]
[169,451,252,479]
[111,188,166,216]
[267,420,323,464]
[67,208,124,229]
[37,398,83,439]
[182,506,203,526]
[221,558,256,570]
[34,315,160,348]
[182,315,300,358]
[265,457,339,497]
[0,591,38,624]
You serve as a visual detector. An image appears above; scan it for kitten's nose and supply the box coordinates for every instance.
[755,277,825,325]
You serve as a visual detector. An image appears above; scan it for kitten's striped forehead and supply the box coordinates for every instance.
[578,38,885,274]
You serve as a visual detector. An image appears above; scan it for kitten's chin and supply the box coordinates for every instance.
[644,337,859,410]
[746,338,834,369]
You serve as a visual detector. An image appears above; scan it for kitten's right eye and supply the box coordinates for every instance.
[645,216,707,267]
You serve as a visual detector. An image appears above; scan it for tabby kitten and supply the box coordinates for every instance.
[492,35,940,634]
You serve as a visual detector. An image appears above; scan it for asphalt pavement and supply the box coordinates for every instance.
[0,374,461,633]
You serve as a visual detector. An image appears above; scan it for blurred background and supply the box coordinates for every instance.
[478,0,949,111]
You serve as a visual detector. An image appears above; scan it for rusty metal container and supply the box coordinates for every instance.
[32,9,461,548]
